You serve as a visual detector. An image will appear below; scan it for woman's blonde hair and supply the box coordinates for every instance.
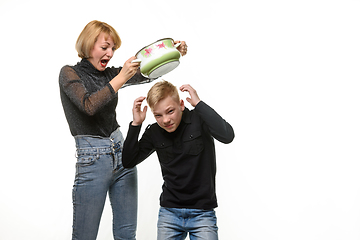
[147,80,180,109]
[75,20,121,59]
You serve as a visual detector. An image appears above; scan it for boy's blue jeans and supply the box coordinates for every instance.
[72,128,138,240]
[157,207,218,240]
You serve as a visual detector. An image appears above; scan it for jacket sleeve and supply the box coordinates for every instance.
[194,101,235,144]
[122,123,156,168]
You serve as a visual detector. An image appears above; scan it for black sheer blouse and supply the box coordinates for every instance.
[59,58,154,137]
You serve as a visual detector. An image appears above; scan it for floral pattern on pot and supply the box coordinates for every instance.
[134,38,181,78]
[143,48,152,57]
[156,42,165,49]
[141,40,175,58]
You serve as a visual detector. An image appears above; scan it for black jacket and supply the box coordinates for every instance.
[123,101,234,209]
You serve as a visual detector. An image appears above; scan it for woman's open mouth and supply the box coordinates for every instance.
[100,59,109,67]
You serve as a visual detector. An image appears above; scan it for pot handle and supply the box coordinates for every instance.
[131,59,142,63]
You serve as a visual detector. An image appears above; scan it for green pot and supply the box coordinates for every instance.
[133,38,181,78]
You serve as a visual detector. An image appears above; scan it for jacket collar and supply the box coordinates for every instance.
[182,107,192,124]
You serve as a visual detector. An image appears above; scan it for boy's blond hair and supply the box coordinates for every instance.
[75,20,121,59]
[147,80,180,109]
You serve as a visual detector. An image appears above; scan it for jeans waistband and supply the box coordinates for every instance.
[74,128,124,149]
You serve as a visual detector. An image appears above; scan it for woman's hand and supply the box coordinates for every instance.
[132,96,148,126]
[110,57,140,92]
[175,41,188,56]
[179,84,200,107]
[120,56,141,81]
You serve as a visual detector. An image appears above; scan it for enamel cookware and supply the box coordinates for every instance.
[132,38,181,79]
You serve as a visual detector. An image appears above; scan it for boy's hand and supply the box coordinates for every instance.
[132,96,147,126]
[179,84,201,107]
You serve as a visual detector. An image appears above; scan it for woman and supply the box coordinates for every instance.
[59,20,187,240]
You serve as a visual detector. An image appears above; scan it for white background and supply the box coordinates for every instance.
[1,0,359,239]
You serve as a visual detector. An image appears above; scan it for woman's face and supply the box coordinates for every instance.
[88,32,115,71]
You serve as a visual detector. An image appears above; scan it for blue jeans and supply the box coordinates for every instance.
[72,128,138,240]
[157,207,218,240]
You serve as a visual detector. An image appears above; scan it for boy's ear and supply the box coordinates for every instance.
[180,99,185,111]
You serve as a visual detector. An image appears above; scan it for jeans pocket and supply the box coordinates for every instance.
[76,150,100,166]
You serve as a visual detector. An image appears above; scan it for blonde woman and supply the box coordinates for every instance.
[59,20,187,240]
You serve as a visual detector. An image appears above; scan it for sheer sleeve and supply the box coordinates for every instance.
[59,66,116,116]
[121,69,157,88]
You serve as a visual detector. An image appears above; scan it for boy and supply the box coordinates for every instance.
[122,80,234,240]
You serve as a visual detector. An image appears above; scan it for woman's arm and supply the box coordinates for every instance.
[121,68,155,89]
[59,57,141,115]
[59,66,116,116]
[109,57,141,92]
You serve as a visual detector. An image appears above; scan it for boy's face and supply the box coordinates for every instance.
[152,95,185,133]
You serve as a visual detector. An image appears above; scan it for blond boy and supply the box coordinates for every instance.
[123,80,234,240]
